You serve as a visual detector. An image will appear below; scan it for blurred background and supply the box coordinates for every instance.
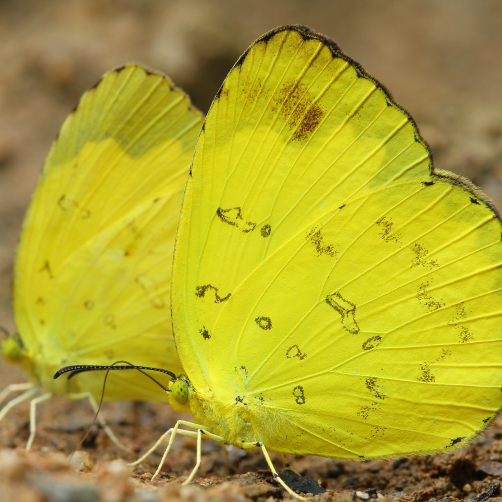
[1,0,502,390]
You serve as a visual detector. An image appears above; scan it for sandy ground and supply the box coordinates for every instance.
[2,1,502,501]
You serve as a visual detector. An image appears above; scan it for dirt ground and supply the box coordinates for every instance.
[2,1,502,501]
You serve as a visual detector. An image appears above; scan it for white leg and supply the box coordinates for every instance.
[129,420,219,468]
[279,453,300,475]
[182,428,202,485]
[149,420,223,482]
[260,443,307,500]
[0,382,34,406]
[0,386,39,422]
[68,392,132,453]
[151,420,183,481]
[26,392,52,450]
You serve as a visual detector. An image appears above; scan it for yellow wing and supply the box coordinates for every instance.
[13,64,203,401]
[172,26,502,458]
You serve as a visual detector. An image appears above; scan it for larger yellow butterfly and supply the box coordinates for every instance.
[117,25,502,496]
[1,64,203,449]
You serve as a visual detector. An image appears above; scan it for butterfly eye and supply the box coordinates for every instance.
[172,379,189,404]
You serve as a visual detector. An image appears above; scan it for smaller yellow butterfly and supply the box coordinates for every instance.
[1,64,203,450]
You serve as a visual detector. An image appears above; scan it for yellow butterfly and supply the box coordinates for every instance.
[1,64,203,450]
[58,26,502,498]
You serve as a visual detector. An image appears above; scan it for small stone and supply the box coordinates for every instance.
[94,459,130,479]
[207,482,247,500]
[478,461,502,477]
[69,451,93,473]
[135,489,161,502]
[0,449,27,480]
[27,473,98,502]
[94,459,132,500]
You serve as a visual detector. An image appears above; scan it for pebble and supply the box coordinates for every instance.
[69,450,93,473]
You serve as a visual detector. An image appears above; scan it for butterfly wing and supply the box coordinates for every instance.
[172,26,502,457]
[14,65,203,401]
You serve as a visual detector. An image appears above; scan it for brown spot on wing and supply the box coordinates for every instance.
[200,327,211,340]
[39,261,53,279]
[195,284,231,303]
[293,385,306,404]
[217,207,256,233]
[260,224,271,237]
[255,316,272,330]
[362,336,382,351]
[104,314,117,329]
[286,344,307,360]
[326,292,359,334]
[271,80,324,142]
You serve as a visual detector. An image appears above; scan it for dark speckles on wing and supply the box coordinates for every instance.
[199,327,211,340]
[365,377,385,400]
[306,227,336,257]
[270,81,324,142]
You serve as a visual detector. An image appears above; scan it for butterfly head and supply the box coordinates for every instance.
[1,330,27,364]
[167,374,192,412]
[0,329,42,386]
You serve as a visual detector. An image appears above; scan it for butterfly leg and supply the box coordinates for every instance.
[279,453,300,475]
[0,385,39,422]
[150,420,196,481]
[149,421,224,482]
[182,428,202,485]
[129,420,218,468]
[26,392,52,449]
[128,427,175,467]
[68,392,132,453]
[258,442,307,500]
[0,382,34,406]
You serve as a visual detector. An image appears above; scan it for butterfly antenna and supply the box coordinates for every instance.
[0,326,10,337]
[53,361,177,392]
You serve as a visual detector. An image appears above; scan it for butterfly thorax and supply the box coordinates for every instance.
[192,388,262,449]
[167,377,267,449]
